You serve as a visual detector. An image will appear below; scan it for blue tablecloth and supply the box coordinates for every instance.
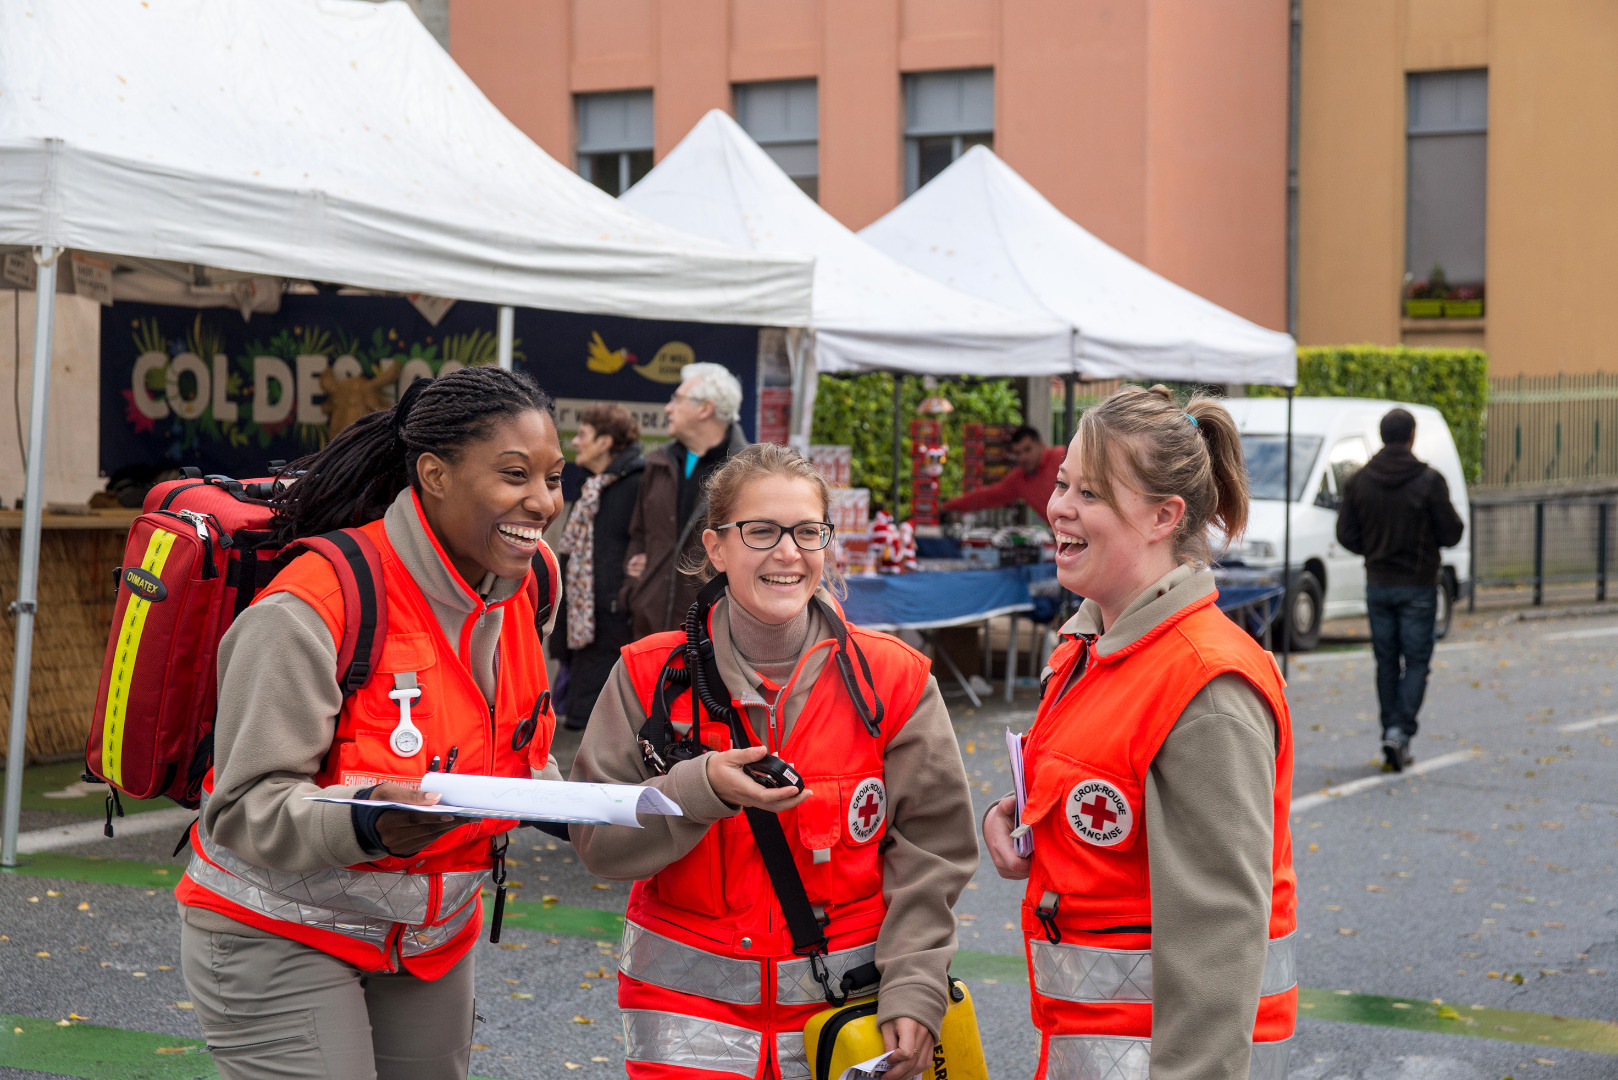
[841,563,1059,630]
[841,564,1282,632]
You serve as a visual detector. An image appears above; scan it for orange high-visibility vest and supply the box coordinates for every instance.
[176,508,554,980]
[613,605,933,1080]
[1018,590,1296,1080]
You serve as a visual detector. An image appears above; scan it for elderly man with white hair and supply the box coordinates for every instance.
[620,362,750,636]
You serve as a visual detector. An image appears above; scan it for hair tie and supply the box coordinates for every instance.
[393,377,429,441]
[1185,412,1199,428]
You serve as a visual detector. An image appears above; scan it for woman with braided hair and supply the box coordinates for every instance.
[176,366,567,1080]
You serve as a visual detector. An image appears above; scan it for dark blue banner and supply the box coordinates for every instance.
[100,296,759,483]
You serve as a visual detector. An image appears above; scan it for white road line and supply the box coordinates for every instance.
[15,806,195,854]
[1292,641,1483,667]
[1291,749,1481,813]
[1544,626,1618,642]
[1558,713,1618,733]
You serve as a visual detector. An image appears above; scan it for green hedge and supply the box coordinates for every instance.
[810,374,1023,516]
[1251,345,1488,483]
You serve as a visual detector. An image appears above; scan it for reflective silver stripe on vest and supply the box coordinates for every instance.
[618,922,762,1005]
[775,943,879,1005]
[1032,934,1297,1003]
[1260,932,1298,996]
[401,890,481,956]
[1046,1036,1291,1080]
[193,796,431,923]
[776,1030,811,1080]
[185,850,394,948]
[437,871,487,924]
[622,1010,761,1077]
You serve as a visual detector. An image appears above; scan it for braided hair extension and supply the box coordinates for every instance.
[269,366,554,545]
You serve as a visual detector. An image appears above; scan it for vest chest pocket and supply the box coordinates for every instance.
[356,634,440,725]
[1023,751,1147,900]
[789,774,886,906]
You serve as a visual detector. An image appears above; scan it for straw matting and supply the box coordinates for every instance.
[0,529,123,762]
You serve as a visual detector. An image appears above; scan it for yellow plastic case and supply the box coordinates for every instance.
[802,978,989,1080]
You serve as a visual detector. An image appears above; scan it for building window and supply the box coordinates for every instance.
[904,69,994,195]
[577,90,654,197]
[736,80,819,201]
[1405,69,1487,302]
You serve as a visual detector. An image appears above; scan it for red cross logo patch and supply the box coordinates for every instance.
[1065,778,1132,847]
[847,777,887,844]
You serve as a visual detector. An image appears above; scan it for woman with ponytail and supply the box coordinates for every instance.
[176,366,566,1080]
[984,385,1298,1080]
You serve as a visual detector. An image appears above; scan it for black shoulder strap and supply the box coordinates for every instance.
[295,529,388,699]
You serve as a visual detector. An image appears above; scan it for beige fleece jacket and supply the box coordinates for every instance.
[1054,565,1280,1080]
[569,592,978,1040]
[181,487,562,936]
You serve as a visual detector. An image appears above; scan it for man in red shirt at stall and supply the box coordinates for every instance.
[942,424,1065,525]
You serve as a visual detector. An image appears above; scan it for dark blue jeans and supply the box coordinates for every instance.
[1366,585,1438,738]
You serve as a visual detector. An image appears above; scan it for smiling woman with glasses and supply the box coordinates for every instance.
[569,443,978,1080]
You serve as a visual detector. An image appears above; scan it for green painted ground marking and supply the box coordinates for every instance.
[2,1012,212,1080]
[2,851,186,889]
[3,1014,508,1080]
[1298,988,1618,1054]
[18,762,174,816]
[14,852,1618,1057]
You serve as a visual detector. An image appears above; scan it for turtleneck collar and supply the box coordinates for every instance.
[726,594,812,665]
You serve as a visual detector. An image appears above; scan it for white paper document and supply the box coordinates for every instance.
[838,1051,893,1080]
[1006,727,1034,856]
[305,774,681,828]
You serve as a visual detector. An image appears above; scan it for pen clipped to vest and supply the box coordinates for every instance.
[802,977,987,1080]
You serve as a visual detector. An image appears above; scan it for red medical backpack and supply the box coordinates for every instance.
[85,470,557,817]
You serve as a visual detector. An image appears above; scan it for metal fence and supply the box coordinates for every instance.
[1483,373,1618,488]
[1469,489,1616,609]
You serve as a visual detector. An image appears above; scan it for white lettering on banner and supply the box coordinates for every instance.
[1065,779,1132,847]
[331,355,363,383]
[210,353,238,422]
[253,355,295,425]
[165,352,211,420]
[552,398,671,437]
[132,352,170,420]
[296,354,329,425]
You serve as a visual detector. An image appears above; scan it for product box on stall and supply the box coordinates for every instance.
[908,418,942,441]
[829,487,871,535]
[807,445,853,489]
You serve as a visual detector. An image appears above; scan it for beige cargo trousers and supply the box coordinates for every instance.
[181,923,475,1080]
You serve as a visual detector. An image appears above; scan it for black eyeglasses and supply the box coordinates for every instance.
[715,520,836,551]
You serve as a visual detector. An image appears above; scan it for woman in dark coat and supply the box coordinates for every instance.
[552,404,645,729]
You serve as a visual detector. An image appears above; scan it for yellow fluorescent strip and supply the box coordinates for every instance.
[102,528,177,787]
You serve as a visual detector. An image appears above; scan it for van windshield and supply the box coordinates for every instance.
[1241,435,1323,502]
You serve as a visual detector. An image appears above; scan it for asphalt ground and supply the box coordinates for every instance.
[4,609,1618,1078]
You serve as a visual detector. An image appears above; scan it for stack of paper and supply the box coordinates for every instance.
[1006,728,1034,856]
[306,775,682,828]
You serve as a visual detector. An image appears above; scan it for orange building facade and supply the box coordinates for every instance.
[450,0,1292,334]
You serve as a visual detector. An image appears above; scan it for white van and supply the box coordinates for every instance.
[1218,397,1471,651]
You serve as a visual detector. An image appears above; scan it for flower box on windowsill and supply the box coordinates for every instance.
[1402,298,1486,318]
[1403,299,1445,317]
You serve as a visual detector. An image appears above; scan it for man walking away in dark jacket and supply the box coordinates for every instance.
[621,363,748,636]
[1336,407,1466,772]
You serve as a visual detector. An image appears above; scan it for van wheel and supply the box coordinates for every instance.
[1435,571,1455,640]
[1283,572,1323,652]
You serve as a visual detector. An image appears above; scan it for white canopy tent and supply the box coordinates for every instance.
[0,0,816,864]
[863,147,1305,674]
[860,146,1296,387]
[620,110,1074,437]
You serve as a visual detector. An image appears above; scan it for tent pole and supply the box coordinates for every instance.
[890,375,903,517]
[1281,386,1294,680]
[496,305,514,371]
[1063,373,1078,445]
[2,246,60,867]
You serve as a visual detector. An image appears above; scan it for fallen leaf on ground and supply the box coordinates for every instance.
[470,1044,488,1051]
[46,890,61,897]
[1391,1002,1410,1009]
[592,883,612,890]
[1004,923,1015,930]
[77,902,90,911]
[1337,928,1357,936]
[592,1056,610,1063]
[580,982,593,989]
[564,1063,582,1070]
[499,943,528,950]
[172,1002,193,1010]
[573,1015,593,1024]
[511,992,533,999]
[1588,969,1607,975]
[155,1048,189,1054]
[55,1020,70,1027]
[35,952,49,958]
[132,972,147,977]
